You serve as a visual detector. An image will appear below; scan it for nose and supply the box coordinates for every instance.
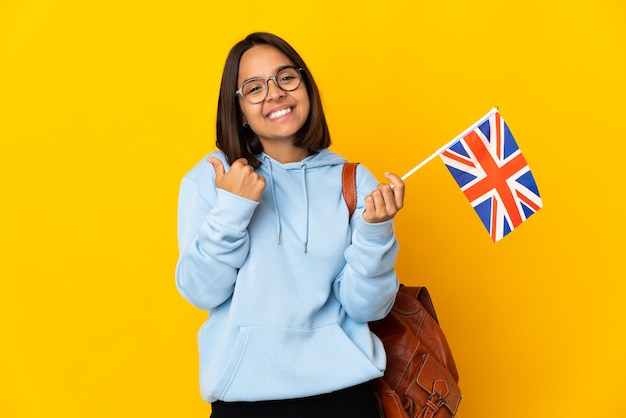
[265,78,285,101]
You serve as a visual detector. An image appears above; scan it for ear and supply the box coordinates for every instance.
[239,106,248,127]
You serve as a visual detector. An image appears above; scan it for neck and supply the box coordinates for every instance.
[261,141,310,163]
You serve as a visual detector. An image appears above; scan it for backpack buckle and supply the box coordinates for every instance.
[428,391,446,408]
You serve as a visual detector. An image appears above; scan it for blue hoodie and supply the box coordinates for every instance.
[176,148,399,403]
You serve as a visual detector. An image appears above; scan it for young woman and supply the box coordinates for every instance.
[175,32,405,418]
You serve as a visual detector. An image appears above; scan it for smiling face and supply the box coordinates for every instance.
[237,45,310,149]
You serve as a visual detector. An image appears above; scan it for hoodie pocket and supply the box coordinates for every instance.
[212,323,383,402]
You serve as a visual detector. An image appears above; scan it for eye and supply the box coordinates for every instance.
[243,80,265,96]
[277,68,300,87]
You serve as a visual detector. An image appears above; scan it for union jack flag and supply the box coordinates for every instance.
[440,112,542,242]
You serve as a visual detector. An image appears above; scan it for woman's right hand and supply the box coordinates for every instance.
[207,157,266,202]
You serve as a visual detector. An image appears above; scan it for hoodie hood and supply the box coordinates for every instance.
[257,148,348,171]
[256,149,348,252]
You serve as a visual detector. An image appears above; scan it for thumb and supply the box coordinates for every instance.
[206,157,226,178]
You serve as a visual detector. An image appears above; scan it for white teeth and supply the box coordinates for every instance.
[267,108,292,120]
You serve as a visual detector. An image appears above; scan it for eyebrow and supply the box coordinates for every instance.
[239,65,295,84]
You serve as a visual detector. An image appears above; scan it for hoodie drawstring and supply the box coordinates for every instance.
[264,156,282,244]
[300,163,309,253]
[263,155,311,253]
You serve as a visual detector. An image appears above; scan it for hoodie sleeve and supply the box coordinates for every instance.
[175,166,259,310]
[333,165,400,323]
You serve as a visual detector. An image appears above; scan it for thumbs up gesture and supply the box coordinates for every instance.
[207,157,266,202]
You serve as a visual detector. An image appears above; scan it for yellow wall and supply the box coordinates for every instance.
[1,1,624,417]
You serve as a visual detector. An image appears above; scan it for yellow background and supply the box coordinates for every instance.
[1,1,625,417]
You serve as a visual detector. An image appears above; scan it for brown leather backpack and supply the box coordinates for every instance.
[342,163,462,418]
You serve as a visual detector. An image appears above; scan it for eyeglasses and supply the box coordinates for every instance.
[236,66,303,104]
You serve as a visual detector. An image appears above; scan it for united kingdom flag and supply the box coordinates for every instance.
[440,112,542,242]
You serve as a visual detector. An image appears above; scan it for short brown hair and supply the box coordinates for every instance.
[216,32,331,165]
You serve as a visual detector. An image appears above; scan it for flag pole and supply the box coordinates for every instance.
[400,107,499,181]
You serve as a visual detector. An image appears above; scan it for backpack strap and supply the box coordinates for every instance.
[342,162,359,219]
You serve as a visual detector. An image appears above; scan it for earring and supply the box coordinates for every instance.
[242,121,248,128]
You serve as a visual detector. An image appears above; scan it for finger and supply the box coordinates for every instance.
[384,172,405,209]
[231,157,256,175]
[207,157,225,177]
[369,189,386,217]
[377,183,398,214]
[231,157,249,167]
[384,172,403,189]
[363,194,376,222]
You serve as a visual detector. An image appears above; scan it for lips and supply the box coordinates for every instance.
[266,106,293,120]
